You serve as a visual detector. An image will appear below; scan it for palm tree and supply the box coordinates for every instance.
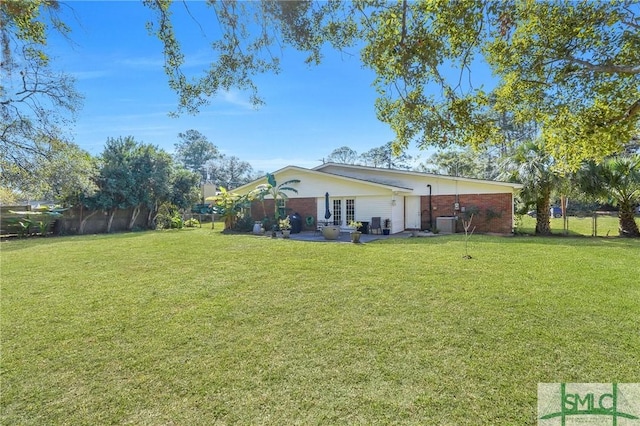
[249,173,300,221]
[500,140,562,235]
[577,155,640,237]
[206,187,248,230]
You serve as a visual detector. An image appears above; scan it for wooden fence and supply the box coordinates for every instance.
[1,205,152,237]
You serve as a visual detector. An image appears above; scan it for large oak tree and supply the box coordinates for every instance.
[91,136,173,232]
[145,0,639,170]
[1,0,82,190]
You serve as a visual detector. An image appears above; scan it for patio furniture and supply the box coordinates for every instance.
[370,217,382,234]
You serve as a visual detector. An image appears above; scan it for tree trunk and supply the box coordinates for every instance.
[79,204,83,233]
[535,187,552,236]
[225,215,234,230]
[79,209,100,235]
[107,209,116,233]
[147,200,158,228]
[618,204,640,237]
[129,204,141,230]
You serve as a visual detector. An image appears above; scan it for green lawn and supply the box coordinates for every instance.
[2,230,639,424]
[516,213,640,237]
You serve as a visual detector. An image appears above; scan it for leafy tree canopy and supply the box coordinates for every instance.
[1,0,82,185]
[169,167,201,210]
[145,0,639,170]
[174,129,219,182]
[419,148,494,179]
[1,0,70,65]
[207,155,254,190]
[0,186,20,204]
[326,146,358,164]
[93,137,170,208]
[360,142,412,169]
[31,143,98,206]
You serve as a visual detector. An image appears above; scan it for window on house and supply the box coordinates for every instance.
[333,199,342,225]
[346,199,355,223]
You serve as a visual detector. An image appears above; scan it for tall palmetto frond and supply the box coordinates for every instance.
[578,155,640,237]
[499,140,562,235]
[269,180,300,201]
[249,173,300,220]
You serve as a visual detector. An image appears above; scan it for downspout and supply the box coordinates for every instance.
[427,184,433,231]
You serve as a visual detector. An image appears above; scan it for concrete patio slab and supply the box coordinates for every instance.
[274,231,417,243]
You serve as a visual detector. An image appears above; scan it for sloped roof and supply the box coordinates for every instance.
[232,165,412,194]
[313,162,523,189]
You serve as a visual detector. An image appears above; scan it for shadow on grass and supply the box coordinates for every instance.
[371,232,639,249]
[0,228,198,252]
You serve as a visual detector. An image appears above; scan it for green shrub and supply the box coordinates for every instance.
[184,218,200,228]
[156,202,183,230]
[261,216,272,231]
[233,214,254,232]
[7,218,33,238]
[171,216,183,229]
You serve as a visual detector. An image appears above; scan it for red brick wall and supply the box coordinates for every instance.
[251,193,512,233]
[250,198,318,231]
[420,193,513,234]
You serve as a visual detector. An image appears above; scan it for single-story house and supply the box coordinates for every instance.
[232,163,523,234]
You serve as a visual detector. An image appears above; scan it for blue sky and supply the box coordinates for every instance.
[49,1,432,173]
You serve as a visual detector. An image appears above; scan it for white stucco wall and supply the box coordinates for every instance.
[237,167,397,199]
[315,195,393,228]
[390,197,405,233]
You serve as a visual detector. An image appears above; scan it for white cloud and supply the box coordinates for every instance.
[217,90,255,110]
[71,70,111,80]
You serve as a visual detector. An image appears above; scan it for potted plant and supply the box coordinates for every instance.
[383,218,391,235]
[322,222,340,240]
[261,216,271,234]
[279,216,291,238]
[349,220,363,243]
[253,221,264,235]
